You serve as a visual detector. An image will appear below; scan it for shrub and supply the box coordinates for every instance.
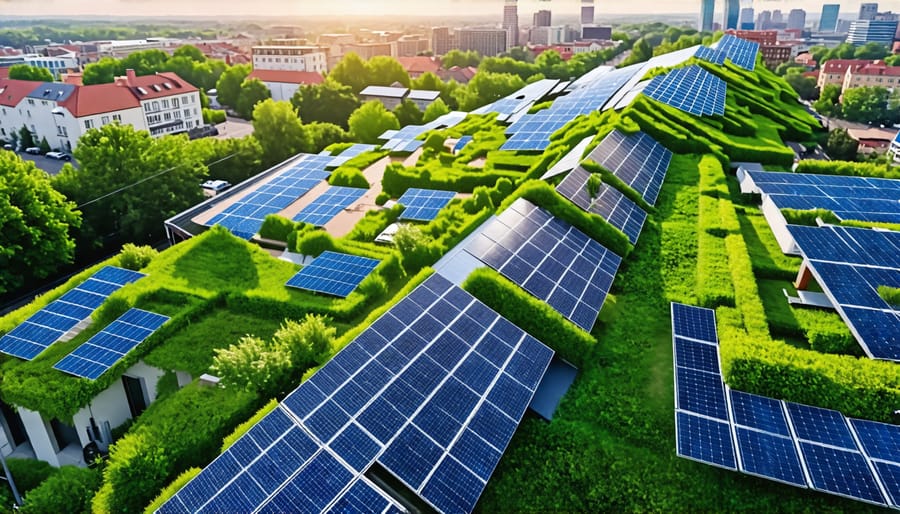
[118,243,159,271]
[258,214,296,242]
[295,230,336,256]
[211,334,292,395]
[343,205,402,242]
[375,192,390,206]
[394,224,441,274]
[328,166,370,188]
[878,285,900,308]
[273,314,337,368]
[6,458,57,494]
[202,108,226,125]
[20,466,101,514]
[796,159,899,179]
[423,133,446,153]
[780,208,839,226]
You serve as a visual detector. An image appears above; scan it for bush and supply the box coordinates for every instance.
[118,243,159,271]
[273,314,337,368]
[202,108,226,125]
[795,159,900,179]
[20,466,101,514]
[258,214,296,242]
[328,166,370,188]
[878,285,900,308]
[375,192,390,206]
[6,458,57,494]
[211,334,292,395]
[295,230,336,256]
[394,224,441,274]
[423,133,446,153]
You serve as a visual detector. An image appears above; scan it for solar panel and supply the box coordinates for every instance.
[161,273,554,514]
[380,111,467,152]
[586,130,672,206]
[465,198,622,332]
[643,65,727,117]
[675,411,737,470]
[671,303,718,344]
[873,461,900,508]
[848,418,900,464]
[327,144,377,168]
[729,390,790,437]
[0,266,145,361]
[675,366,728,420]
[713,34,760,71]
[453,135,473,153]
[292,186,367,227]
[674,337,720,374]
[53,308,169,380]
[556,166,648,244]
[734,427,807,487]
[285,251,380,298]
[798,442,887,506]
[785,402,857,449]
[397,188,456,222]
[694,45,727,65]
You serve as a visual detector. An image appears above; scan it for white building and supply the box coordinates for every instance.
[246,69,324,102]
[24,53,79,78]
[251,40,328,73]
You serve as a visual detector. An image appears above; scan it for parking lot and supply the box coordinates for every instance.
[7,151,71,175]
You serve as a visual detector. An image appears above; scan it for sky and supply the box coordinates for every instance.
[2,0,900,18]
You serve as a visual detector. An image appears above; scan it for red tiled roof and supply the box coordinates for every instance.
[121,71,199,100]
[821,59,871,74]
[0,47,22,57]
[852,62,900,77]
[247,69,324,85]
[0,78,40,107]
[0,68,8,80]
[438,66,477,83]
[396,56,441,74]
[62,73,83,86]
[59,82,140,117]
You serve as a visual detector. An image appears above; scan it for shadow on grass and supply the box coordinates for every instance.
[172,230,260,292]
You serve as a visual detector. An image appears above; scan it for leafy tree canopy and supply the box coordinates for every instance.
[214,63,251,108]
[251,99,310,165]
[825,128,859,161]
[8,64,53,82]
[348,101,400,144]
[422,98,451,123]
[235,78,271,120]
[290,80,360,130]
[393,99,423,127]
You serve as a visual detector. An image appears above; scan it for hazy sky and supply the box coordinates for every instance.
[2,0,900,18]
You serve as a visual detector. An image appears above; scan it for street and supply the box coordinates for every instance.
[214,116,254,140]
[9,151,71,176]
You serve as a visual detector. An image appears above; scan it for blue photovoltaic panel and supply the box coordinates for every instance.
[327,144,377,168]
[785,402,856,449]
[714,34,760,71]
[161,273,553,514]
[555,166,648,244]
[675,366,728,420]
[798,442,887,506]
[849,418,900,463]
[676,411,737,470]
[735,427,807,487]
[53,308,169,380]
[285,251,380,298]
[587,129,672,206]
[643,65,727,117]
[397,188,456,222]
[671,303,718,344]
[465,198,622,332]
[380,112,468,153]
[674,337,720,374]
[694,45,727,65]
[0,266,145,361]
[453,135,473,153]
[729,390,790,437]
[292,186,367,227]
[842,307,900,362]
[873,461,900,508]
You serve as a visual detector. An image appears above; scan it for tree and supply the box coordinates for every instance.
[784,73,817,100]
[535,50,570,79]
[235,78,271,119]
[52,123,207,245]
[8,64,53,82]
[422,98,450,123]
[0,152,81,294]
[348,101,400,144]
[273,314,337,368]
[367,56,411,87]
[38,136,51,154]
[328,52,369,93]
[774,61,806,76]
[119,49,169,76]
[411,71,443,91]
[441,49,481,68]
[18,125,35,150]
[290,80,360,129]
[453,72,526,111]
[190,136,264,185]
[306,122,351,153]
[211,335,291,395]
[854,42,890,60]
[813,83,841,116]
[215,63,251,108]
[173,44,206,62]
[393,99,423,126]
[393,224,438,274]
[251,99,310,165]
[841,86,891,124]
[504,46,534,63]
[825,128,859,161]
[82,57,122,85]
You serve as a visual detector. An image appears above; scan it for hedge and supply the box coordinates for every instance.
[780,208,839,226]
[343,205,402,242]
[795,159,900,179]
[381,161,519,197]
[695,155,736,308]
[462,268,597,368]
[580,160,654,213]
[258,214,297,242]
[20,466,101,514]
[328,166,370,188]
[144,467,201,514]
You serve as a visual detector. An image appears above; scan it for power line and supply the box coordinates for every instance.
[76,152,238,209]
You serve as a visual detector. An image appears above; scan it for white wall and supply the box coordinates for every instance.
[761,195,797,254]
[264,81,301,103]
[17,408,60,467]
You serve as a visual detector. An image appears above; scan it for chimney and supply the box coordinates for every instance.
[125,68,136,83]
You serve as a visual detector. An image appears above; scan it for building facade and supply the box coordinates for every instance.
[533,10,552,27]
[819,4,840,32]
[846,20,898,45]
[787,9,806,30]
[859,3,879,21]
[815,59,869,90]
[457,29,508,57]
[842,60,900,90]
[431,27,456,56]
[700,0,715,32]
[581,0,595,26]
[503,0,520,48]
[247,69,323,102]
[724,0,740,30]
[251,40,328,73]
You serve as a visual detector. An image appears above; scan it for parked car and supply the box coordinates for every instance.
[188,125,220,140]
[46,151,72,161]
[2,143,12,151]
[24,147,41,155]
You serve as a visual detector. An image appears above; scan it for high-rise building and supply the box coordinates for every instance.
[724,0,740,30]
[847,19,898,44]
[458,29,509,57]
[772,10,783,24]
[533,10,552,27]
[819,4,840,32]
[431,27,455,56]
[859,3,878,20]
[757,10,772,30]
[739,8,755,30]
[787,9,806,30]
[503,0,519,47]
[700,0,715,31]
[581,0,595,26]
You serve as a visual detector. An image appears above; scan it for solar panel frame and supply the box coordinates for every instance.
[798,442,888,506]
[586,130,672,206]
[675,410,737,470]
[555,166,648,244]
[397,188,457,222]
[292,186,367,227]
[285,251,381,298]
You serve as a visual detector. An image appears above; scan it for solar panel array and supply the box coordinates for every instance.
[465,198,621,332]
[500,66,641,152]
[643,65,727,117]
[748,171,900,225]
[379,112,467,152]
[292,186,368,227]
[472,79,559,122]
[713,34,760,71]
[159,273,554,514]
[285,251,381,298]
[540,135,594,181]
[787,224,900,361]
[671,302,898,508]
[206,154,333,239]
[397,188,456,222]
[693,45,727,65]
[53,308,169,380]
[0,267,146,361]
[328,144,377,168]
[555,165,648,244]
[586,130,673,206]
[453,135,473,154]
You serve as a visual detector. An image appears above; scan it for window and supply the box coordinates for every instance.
[162,99,169,109]
[27,99,34,105]
[152,101,159,111]
[101,115,110,125]
[27,110,31,118]
[84,119,94,129]
[164,112,172,121]
[113,114,122,122]
[184,109,191,119]
[173,97,179,108]
[173,110,181,119]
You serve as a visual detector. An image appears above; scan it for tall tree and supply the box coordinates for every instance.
[251,99,310,165]
[0,152,81,294]
[173,44,206,63]
[190,136,264,185]
[784,73,817,100]
[53,124,207,244]
[82,57,122,85]
[422,98,450,123]
[348,101,400,144]
[367,56,411,87]
[453,72,526,111]
[854,42,890,60]
[328,52,369,93]
[290,80,360,129]
[393,99,423,126]
[215,63,251,108]
[825,128,859,161]
[236,78,271,119]
[306,122,351,153]
[7,64,53,82]
[119,49,169,76]
[841,86,891,124]
[18,125,35,150]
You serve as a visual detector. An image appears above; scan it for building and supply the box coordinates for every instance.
[457,29,508,57]
[342,42,395,60]
[700,0,715,31]
[724,0,740,30]
[246,69,324,102]
[757,11,772,30]
[406,90,440,111]
[730,30,777,45]
[842,60,900,90]
[503,0,520,48]
[396,35,430,57]
[815,59,869,89]
[359,86,439,110]
[251,40,328,73]
[318,33,356,69]
[431,27,456,56]
[819,4,840,32]
[888,130,900,162]
[760,44,793,68]
[396,56,442,78]
[847,19,898,45]
[787,9,806,30]
[437,66,477,84]
[581,0,595,26]
[859,3,879,21]
[534,10,552,27]
[739,8,755,30]
[846,126,897,154]
[531,26,568,46]
[582,26,613,41]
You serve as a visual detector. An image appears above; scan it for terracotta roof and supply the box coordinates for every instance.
[851,62,900,77]
[59,82,140,117]
[247,69,324,85]
[0,47,22,57]
[396,56,441,74]
[62,72,83,86]
[0,68,8,80]
[120,71,199,100]
[821,59,871,74]
[438,66,477,83]
[0,78,40,107]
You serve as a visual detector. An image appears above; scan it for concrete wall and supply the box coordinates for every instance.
[17,408,60,467]
[263,81,301,103]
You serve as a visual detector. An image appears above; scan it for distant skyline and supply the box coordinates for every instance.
[3,0,900,18]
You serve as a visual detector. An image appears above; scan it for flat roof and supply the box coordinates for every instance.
[360,85,408,98]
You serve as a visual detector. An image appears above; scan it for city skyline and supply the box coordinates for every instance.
[4,0,900,18]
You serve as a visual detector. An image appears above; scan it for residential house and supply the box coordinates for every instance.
[246,69,324,102]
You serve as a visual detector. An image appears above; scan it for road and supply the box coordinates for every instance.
[9,151,71,176]
[214,116,254,140]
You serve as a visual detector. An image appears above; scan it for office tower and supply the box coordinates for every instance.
[739,8,755,29]
[581,0,595,26]
[772,10,783,24]
[533,10,552,27]
[847,19,898,44]
[700,0,715,31]
[859,3,878,20]
[787,9,806,30]
[503,0,519,47]
[757,10,772,30]
[431,27,455,56]
[819,4,840,32]
[724,0,740,30]
[458,29,508,57]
